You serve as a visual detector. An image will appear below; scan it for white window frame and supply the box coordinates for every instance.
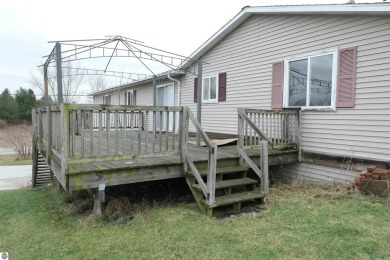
[127,89,134,106]
[202,75,219,104]
[283,49,338,111]
[103,95,111,105]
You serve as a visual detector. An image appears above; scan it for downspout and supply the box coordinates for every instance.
[167,74,181,107]
[167,74,181,133]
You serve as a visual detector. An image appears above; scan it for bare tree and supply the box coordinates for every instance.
[88,74,106,93]
[30,63,84,104]
[0,123,32,160]
[30,68,57,104]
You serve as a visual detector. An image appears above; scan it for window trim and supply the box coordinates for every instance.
[283,49,338,111]
[202,74,219,104]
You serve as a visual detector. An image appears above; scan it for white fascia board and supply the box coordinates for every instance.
[183,4,390,69]
[90,70,185,97]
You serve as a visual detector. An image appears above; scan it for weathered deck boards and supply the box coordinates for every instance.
[66,140,297,190]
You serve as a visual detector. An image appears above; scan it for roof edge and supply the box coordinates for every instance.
[182,3,390,68]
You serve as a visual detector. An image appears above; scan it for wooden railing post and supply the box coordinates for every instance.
[260,140,269,195]
[206,145,217,205]
[32,109,38,188]
[181,107,189,173]
[296,110,302,162]
[60,103,70,191]
[237,108,244,166]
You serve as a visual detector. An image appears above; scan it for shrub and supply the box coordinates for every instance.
[0,123,32,160]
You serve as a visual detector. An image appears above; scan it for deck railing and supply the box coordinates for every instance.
[33,104,217,201]
[238,108,299,148]
[64,104,182,159]
[32,107,62,156]
[184,108,217,205]
[237,108,300,195]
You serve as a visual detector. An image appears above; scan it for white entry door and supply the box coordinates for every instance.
[156,84,174,131]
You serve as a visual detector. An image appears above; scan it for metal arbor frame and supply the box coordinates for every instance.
[41,35,204,144]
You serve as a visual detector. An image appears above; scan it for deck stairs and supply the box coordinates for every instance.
[186,161,266,217]
[32,152,53,187]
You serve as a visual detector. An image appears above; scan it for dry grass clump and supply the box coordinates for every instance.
[0,119,7,129]
[270,177,361,203]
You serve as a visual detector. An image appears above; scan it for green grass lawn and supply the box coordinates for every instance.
[0,184,389,259]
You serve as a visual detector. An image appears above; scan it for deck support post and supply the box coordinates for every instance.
[93,188,105,215]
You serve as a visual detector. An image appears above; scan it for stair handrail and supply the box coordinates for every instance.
[184,107,217,205]
[237,108,269,195]
[237,108,273,148]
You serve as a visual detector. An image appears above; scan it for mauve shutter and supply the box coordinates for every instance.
[218,72,227,101]
[271,61,284,109]
[337,47,357,108]
[133,90,136,105]
[194,77,198,103]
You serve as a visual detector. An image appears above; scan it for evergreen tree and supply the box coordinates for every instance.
[15,87,37,121]
[0,88,18,123]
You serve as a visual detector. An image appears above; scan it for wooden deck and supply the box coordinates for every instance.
[65,140,298,190]
[32,104,299,215]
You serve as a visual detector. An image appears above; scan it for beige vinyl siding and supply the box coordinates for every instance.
[180,14,390,162]
[275,163,360,183]
[93,79,180,131]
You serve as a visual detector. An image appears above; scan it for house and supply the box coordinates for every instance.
[92,3,390,183]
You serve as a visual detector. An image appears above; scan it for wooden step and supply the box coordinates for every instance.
[193,178,257,192]
[190,165,249,177]
[37,170,51,173]
[202,190,265,208]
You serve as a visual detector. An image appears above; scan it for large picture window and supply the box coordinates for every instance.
[284,50,337,109]
[202,75,218,103]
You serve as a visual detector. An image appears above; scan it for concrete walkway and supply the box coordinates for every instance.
[0,147,16,155]
[0,165,32,190]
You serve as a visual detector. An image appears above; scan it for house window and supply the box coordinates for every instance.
[202,75,218,103]
[284,50,337,109]
[127,90,134,106]
[103,95,111,105]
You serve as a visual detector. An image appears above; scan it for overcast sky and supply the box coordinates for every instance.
[0,0,382,101]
